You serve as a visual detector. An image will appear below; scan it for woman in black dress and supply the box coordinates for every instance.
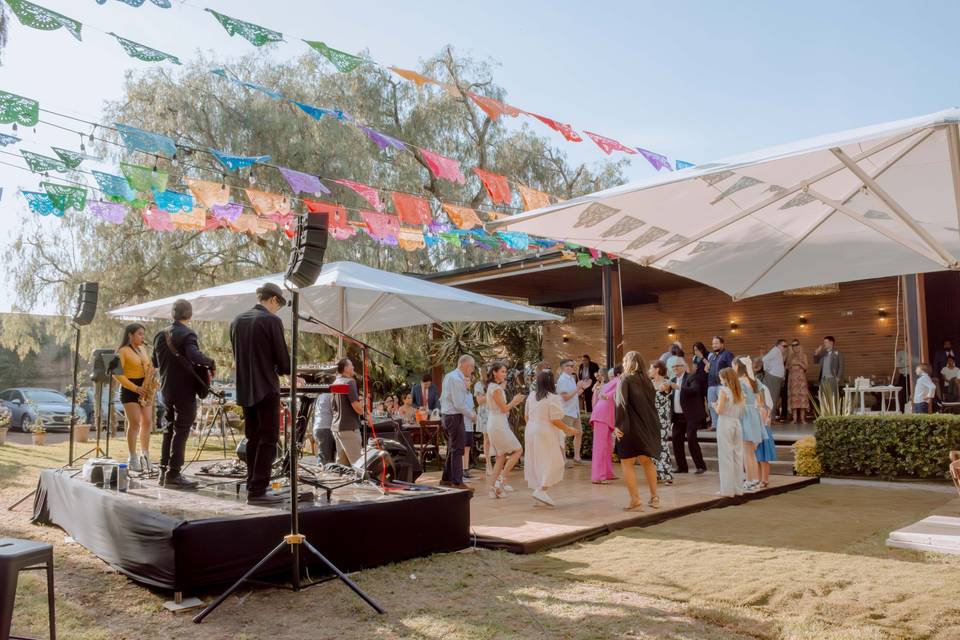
[615,351,662,511]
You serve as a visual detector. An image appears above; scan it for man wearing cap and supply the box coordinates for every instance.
[230,282,291,505]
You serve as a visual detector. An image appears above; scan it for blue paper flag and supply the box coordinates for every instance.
[152,188,194,213]
[21,190,64,216]
[675,160,695,170]
[293,101,345,121]
[210,149,271,172]
[0,133,21,147]
[210,68,283,99]
[497,231,530,251]
[115,123,177,157]
[92,170,137,202]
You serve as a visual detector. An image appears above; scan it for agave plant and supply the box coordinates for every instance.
[430,322,497,370]
[808,386,851,418]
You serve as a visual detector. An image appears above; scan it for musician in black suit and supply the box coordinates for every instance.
[669,358,707,474]
[152,298,215,489]
[230,282,291,505]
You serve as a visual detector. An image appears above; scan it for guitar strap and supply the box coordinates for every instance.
[162,328,211,393]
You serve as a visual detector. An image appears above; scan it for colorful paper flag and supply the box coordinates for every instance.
[442,204,483,230]
[21,190,63,216]
[93,170,137,202]
[210,149,270,172]
[185,178,230,209]
[293,101,345,121]
[6,0,82,41]
[358,126,405,151]
[303,198,355,237]
[21,150,68,174]
[152,188,193,213]
[0,133,22,146]
[388,67,436,87]
[211,202,243,222]
[361,211,400,244]
[497,231,530,251]
[584,131,637,156]
[518,185,551,211]
[278,166,330,195]
[51,147,84,169]
[419,149,466,185]
[398,229,426,252]
[88,200,127,224]
[467,93,520,120]
[109,32,180,64]
[303,40,365,72]
[675,160,695,170]
[120,162,168,192]
[114,123,177,157]
[526,112,582,142]
[206,9,282,47]
[244,189,290,217]
[42,182,86,212]
[391,192,433,226]
[143,207,175,231]
[636,148,672,172]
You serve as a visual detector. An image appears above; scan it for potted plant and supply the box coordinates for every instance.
[28,401,47,446]
[0,406,10,446]
[66,386,90,443]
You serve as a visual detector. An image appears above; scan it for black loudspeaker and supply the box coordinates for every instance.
[73,282,98,326]
[90,349,122,384]
[353,436,422,483]
[285,212,328,289]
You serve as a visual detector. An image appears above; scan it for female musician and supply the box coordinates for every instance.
[113,323,155,472]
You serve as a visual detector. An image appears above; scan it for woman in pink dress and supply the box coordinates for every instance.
[589,366,622,484]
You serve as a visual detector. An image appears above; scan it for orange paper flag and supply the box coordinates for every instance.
[468,93,521,120]
[398,229,426,251]
[244,188,291,217]
[391,192,433,225]
[389,66,436,87]
[473,168,512,205]
[185,178,230,210]
[442,203,483,230]
[170,207,206,231]
[518,185,551,211]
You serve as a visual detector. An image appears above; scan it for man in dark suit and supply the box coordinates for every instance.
[669,358,707,474]
[578,354,600,411]
[933,339,957,378]
[152,299,215,489]
[411,373,438,412]
[230,282,291,505]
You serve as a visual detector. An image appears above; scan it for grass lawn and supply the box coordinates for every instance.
[2,435,959,639]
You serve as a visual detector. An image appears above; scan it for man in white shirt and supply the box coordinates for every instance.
[439,355,476,490]
[761,339,788,422]
[913,363,937,414]
[556,359,589,465]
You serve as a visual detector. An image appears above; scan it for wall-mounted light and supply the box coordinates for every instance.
[667,326,676,336]
[562,334,570,343]
[878,308,888,320]
[729,321,738,332]
[799,315,808,326]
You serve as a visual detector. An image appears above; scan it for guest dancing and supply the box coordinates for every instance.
[786,340,809,424]
[474,374,490,475]
[648,360,674,485]
[670,358,708,475]
[714,367,745,497]
[113,323,155,472]
[523,370,579,506]
[736,357,765,491]
[152,299,215,490]
[589,366,621,484]
[615,351,661,511]
[485,363,526,499]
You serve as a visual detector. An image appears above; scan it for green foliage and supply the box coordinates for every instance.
[792,435,822,477]
[815,414,960,479]
[564,412,594,460]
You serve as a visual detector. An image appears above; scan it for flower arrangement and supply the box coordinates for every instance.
[27,401,46,434]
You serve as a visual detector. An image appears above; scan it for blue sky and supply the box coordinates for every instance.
[1,0,958,312]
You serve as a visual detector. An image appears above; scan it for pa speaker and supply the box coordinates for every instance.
[73,282,98,326]
[285,212,328,289]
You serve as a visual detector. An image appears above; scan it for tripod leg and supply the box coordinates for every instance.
[192,539,288,623]
[301,539,385,614]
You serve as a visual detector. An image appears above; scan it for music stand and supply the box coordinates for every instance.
[194,289,384,623]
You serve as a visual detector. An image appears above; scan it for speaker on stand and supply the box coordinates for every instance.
[69,282,98,466]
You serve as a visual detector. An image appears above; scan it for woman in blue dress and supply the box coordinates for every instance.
[752,357,777,488]
[736,357,765,491]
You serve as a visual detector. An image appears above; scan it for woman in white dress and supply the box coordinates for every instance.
[714,367,746,497]
[486,362,526,498]
[524,370,579,506]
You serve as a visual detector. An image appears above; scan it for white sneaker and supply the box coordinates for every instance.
[140,453,151,473]
[532,489,555,506]
[127,455,142,472]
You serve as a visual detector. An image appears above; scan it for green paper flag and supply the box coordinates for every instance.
[438,232,461,247]
[21,150,68,173]
[575,253,594,268]
[41,182,87,212]
[110,33,181,64]
[6,0,82,41]
[120,162,168,192]
[51,147,85,169]
[303,40,364,72]
[206,9,282,47]
[0,90,39,127]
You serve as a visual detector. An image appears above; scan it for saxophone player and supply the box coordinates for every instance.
[113,323,155,472]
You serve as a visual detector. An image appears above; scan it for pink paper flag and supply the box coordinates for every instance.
[361,211,400,244]
[335,179,383,211]
[583,131,637,156]
[419,148,466,185]
[143,207,175,232]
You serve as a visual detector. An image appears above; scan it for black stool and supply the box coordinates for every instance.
[0,538,56,640]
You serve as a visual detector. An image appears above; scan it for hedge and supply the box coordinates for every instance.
[815,414,960,479]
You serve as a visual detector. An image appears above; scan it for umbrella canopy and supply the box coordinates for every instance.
[489,109,960,299]
[109,260,561,333]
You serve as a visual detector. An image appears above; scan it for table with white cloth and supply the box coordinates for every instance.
[843,385,902,414]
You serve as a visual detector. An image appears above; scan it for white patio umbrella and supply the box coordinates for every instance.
[488,109,960,299]
[108,260,561,333]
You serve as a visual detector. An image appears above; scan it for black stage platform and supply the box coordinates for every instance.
[31,468,470,593]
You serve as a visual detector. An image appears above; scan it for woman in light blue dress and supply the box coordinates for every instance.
[736,357,764,491]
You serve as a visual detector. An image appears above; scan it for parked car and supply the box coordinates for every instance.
[0,388,85,432]
[79,385,167,433]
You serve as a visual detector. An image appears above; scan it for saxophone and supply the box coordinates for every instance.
[139,358,159,407]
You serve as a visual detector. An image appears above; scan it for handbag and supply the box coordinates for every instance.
[162,329,212,399]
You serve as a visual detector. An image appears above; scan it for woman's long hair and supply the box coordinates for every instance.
[618,351,652,405]
[486,362,506,386]
[719,367,744,403]
[119,323,145,352]
[693,341,707,358]
[735,358,759,393]
[535,370,556,401]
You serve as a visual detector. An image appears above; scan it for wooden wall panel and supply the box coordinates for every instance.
[544,277,901,381]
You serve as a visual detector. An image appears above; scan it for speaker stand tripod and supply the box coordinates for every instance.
[193,290,383,623]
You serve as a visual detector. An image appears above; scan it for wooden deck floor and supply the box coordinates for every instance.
[420,465,817,553]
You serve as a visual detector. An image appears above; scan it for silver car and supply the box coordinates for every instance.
[0,387,85,432]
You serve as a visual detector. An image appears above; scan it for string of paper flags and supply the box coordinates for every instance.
[4,0,695,172]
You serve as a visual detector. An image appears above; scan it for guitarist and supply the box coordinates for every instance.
[152,298,215,489]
